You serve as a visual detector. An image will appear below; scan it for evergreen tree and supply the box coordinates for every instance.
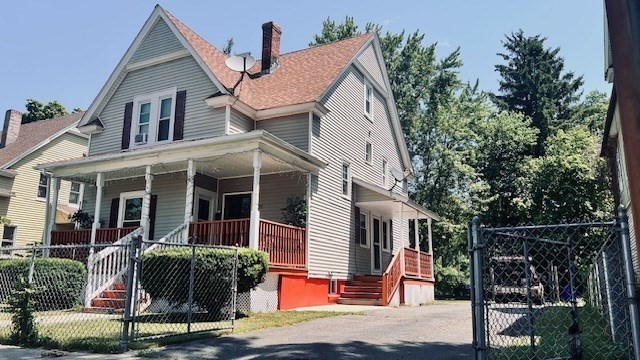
[492,30,584,156]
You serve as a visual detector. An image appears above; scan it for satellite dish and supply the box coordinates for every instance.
[390,167,405,182]
[225,52,256,73]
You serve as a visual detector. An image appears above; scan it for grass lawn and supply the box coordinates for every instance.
[0,310,359,354]
[491,305,628,360]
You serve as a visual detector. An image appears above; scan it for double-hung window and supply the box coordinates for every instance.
[382,221,390,252]
[131,87,176,147]
[37,173,49,199]
[359,212,368,247]
[365,140,372,164]
[69,182,82,205]
[342,162,351,198]
[364,79,373,120]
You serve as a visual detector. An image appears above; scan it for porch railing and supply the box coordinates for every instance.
[50,227,138,263]
[258,219,306,269]
[381,247,435,305]
[189,219,250,247]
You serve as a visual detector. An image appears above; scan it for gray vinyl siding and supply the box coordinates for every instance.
[194,173,218,192]
[82,173,187,240]
[308,65,409,278]
[357,45,386,91]
[89,56,222,156]
[256,114,309,151]
[130,19,185,63]
[228,109,254,134]
[217,173,306,222]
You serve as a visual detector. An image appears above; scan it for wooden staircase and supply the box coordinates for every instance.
[87,282,127,313]
[337,275,383,306]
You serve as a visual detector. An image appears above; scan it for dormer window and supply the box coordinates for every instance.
[364,79,373,120]
[131,87,176,147]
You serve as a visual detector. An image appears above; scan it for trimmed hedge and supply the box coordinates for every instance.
[0,258,87,311]
[140,247,268,315]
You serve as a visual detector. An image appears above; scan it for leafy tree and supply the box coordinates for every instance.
[492,30,584,156]
[569,90,609,136]
[309,17,362,46]
[21,99,68,124]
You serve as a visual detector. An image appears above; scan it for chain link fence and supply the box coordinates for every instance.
[470,207,640,360]
[0,237,238,352]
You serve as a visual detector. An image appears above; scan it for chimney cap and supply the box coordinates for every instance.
[262,21,282,33]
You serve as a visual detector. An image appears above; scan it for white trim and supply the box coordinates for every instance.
[224,105,231,135]
[130,87,177,148]
[125,49,190,72]
[359,211,369,248]
[341,161,351,199]
[205,96,330,121]
[79,7,229,127]
[221,191,252,220]
[382,158,388,189]
[371,215,382,274]
[117,190,145,228]
[194,187,217,221]
[308,111,313,153]
[216,170,299,180]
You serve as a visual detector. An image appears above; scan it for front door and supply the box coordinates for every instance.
[372,217,382,274]
[223,193,251,219]
[194,188,216,221]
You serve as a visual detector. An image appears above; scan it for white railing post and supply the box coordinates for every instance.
[184,159,195,223]
[427,217,434,278]
[415,210,421,279]
[249,150,261,249]
[86,173,103,308]
[47,177,60,242]
[42,173,52,250]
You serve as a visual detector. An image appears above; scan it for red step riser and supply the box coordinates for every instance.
[91,299,125,309]
[340,293,382,300]
[112,283,126,291]
[102,290,126,299]
[344,286,381,293]
[346,281,382,287]
[352,276,383,282]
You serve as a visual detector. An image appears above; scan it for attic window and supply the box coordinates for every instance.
[364,79,373,120]
[131,88,176,147]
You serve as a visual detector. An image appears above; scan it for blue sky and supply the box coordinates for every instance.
[0,0,609,115]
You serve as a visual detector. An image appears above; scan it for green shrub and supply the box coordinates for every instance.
[140,247,267,316]
[0,258,87,311]
[8,276,39,346]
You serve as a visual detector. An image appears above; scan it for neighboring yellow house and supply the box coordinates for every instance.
[0,110,87,248]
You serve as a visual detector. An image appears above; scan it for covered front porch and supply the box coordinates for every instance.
[41,131,325,271]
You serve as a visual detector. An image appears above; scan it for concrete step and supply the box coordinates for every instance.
[337,298,383,306]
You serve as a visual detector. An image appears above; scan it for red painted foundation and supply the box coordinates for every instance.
[278,276,346,310]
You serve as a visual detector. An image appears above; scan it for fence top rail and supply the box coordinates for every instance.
[483,221,615,232]
[142,239,238,251]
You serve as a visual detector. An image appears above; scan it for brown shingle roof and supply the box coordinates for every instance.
[0,112,84,168]
[163,8,373,110]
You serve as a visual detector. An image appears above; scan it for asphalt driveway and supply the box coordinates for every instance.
[150,300,473,359]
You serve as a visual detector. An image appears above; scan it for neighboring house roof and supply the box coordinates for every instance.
[0,112,85,169]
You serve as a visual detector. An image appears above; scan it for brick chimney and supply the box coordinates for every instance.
[1,110,22,148]
[261,21,282,75]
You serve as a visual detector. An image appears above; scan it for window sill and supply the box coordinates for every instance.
[359,243,370,249]
[35,197,47,203]
[364,113,373,123]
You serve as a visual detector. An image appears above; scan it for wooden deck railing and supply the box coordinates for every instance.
[404,248,420,276]
[258,219,306,269]
[189,218,250,247]
[382,248,404,306]
[50,227,138,263]
[419,251,434,278]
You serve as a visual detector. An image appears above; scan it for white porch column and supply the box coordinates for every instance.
[249,150,262,249]
[141,166,153,241]
[47,177,60,239]
[399,202,405,274]
[415,210,421,278]
[86,173,103,308]
[184,159,195,223]
[42,173,52,248]
[427,217,434,278]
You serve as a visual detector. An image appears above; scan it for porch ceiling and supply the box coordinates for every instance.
[37,130,327,183]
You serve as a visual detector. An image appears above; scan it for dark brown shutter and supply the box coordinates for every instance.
[354,206,361,244]
[389,220,393,251]
[149,195,158,240]
[109,198,120,228]
[122,102,133,149]
[173,90,186,141]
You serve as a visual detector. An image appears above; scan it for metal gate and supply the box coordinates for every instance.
[470,207,640,360]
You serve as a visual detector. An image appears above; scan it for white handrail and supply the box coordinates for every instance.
[144,221,190,252]
[84,227,143,308]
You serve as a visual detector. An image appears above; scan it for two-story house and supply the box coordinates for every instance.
[602,0,640,279]
[39,5,438,311]
[0,110,87,249]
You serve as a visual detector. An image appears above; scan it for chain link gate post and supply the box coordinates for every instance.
[120,234,141,353]
[470,216,487,360]
[618,205,640,360]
